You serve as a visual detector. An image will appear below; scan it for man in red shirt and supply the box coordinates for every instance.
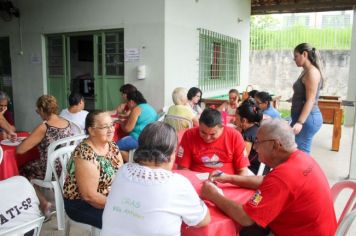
[201,118,337,236]
[176,108,249,175]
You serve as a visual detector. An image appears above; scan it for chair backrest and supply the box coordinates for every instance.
[335,209,356,236]
[331,180,356,224]
[164,114,193,132]
[70,121,84,135]
[0,216,45,236]
[48,145,77,190]
[157,106,169,122]
[42,134,87,182]
[0,145,3,164]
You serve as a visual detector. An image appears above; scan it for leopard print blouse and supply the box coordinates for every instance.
[63,140,123,199]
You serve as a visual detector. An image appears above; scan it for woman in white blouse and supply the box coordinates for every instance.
[102,122,210,236]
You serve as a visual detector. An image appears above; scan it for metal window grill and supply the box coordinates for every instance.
[198,28,241,91]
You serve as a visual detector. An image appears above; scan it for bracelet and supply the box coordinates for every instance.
[297,121,304,125]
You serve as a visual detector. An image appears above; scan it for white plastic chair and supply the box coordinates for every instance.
[0,216,45,236]
[128,149,136,163]
[69,121,84,135]
[49,146,100,236]
[331,180,356,225]
[30,134,87,230]
[157,106,169,122]
[335,209,356,236]
[257,163,266,176]
[164,114,193,132]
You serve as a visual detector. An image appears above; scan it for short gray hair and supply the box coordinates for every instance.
[259,119,296,151]
[134,122,177,165]
[172,87,188,105]
[0,91,10,102]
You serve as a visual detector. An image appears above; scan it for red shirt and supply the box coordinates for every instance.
[243,150,337,236]
[176,126,249,174]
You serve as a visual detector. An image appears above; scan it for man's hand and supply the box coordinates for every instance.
[201,181,220,202]
[208,170,231,183]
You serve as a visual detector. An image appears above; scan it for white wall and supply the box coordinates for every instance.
[164,0,251,106]
[0,0,165,130]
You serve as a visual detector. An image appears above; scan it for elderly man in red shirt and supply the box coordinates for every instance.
[202,118,337,236]
[176,108,250,175]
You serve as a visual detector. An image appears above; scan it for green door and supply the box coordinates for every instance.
[94,31,124,111]
[47,30,124,111]
[47,35,69,110]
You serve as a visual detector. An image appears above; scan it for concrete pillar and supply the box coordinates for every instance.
[348,8,356,179]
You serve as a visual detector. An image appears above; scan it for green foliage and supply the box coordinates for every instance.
[278,109,291,119]
[250,16,352,50]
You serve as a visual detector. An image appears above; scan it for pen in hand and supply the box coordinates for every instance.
[213,170,224,178]
[210,170,224,183]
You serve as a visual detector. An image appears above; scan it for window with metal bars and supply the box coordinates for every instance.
[198,28,241,91]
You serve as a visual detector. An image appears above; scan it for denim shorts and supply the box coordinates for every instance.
[117,135,138,151]
[291,107,323,154]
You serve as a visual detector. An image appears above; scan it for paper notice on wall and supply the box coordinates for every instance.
[124,48,140,62]
[30,54,41,64]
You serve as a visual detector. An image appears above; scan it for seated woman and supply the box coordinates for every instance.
[0,91,16,140]
[63,110,123,229]
[167,87,199,129]
[108,83,137,118]
[235,99,267,175]
[217,89,241,115]
[17,95,73,217]
[117,90,157,161]
[187,87,203,116]
[101,122,210,235]
[255,91,281,119]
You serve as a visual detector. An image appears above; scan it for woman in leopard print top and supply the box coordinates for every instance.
[63,110,123,229]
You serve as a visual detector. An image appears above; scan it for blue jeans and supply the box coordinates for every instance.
[117,135,138,151]
[64,198,103,229]
[291,107,323,154]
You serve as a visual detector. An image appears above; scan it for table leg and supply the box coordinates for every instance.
[331,108,342,151]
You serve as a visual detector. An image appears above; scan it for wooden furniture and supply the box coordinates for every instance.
[318,96,343,151]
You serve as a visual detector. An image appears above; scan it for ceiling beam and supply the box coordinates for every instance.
[252,0,356,15]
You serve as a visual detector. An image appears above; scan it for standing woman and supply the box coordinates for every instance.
[187,87,203,116]
[291,43,324,154]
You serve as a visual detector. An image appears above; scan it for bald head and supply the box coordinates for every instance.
[259,119,297,152]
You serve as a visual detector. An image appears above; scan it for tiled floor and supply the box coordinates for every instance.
[40,124,356,235]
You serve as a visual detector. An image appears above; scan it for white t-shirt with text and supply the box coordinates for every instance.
[0,176,42,231]
[101,163,208,236]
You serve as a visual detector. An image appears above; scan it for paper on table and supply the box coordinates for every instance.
[0,137,25,146]
[196,173,209,181]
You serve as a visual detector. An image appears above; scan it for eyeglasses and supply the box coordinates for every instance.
[93,123,115,131]
[254,138,275,146]
[256,101,265,105]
